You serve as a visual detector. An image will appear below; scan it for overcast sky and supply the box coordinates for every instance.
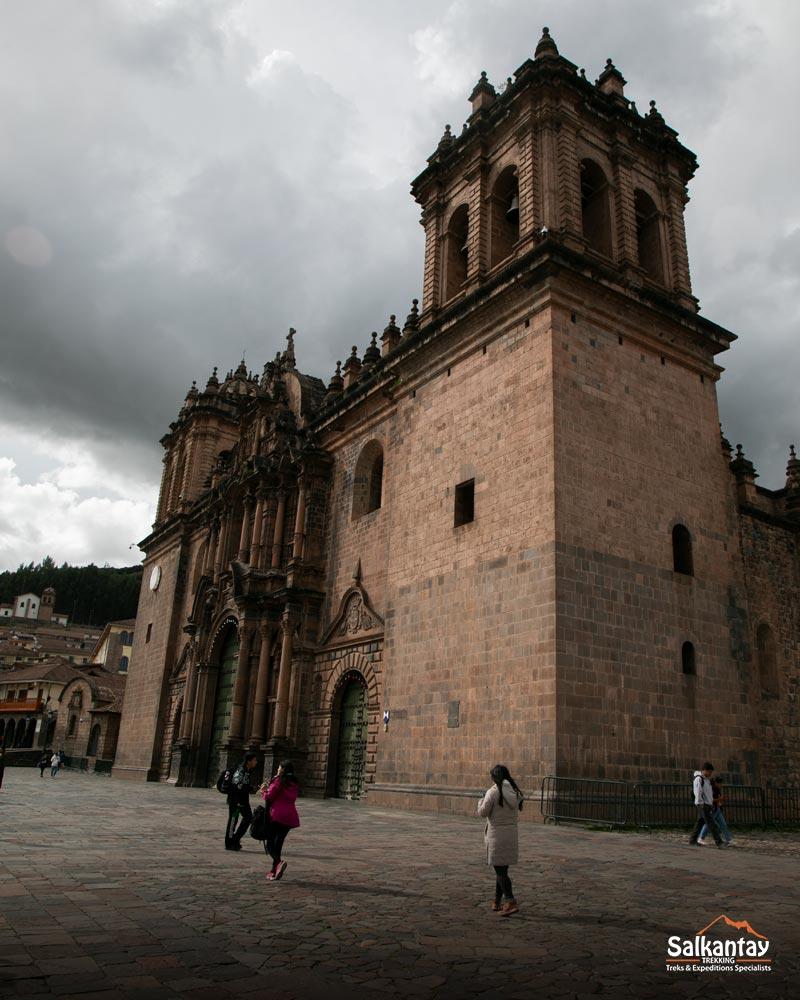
[0,0,798,572]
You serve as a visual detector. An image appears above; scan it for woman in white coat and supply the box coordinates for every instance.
[478,764,524,916]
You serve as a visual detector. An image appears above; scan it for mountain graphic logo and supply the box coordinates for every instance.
[696,915,767,939]
[666,914,771,970]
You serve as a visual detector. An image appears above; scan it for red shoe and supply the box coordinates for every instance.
[265,871,276,881]
[275,860,288,880]
[500,901,519,917]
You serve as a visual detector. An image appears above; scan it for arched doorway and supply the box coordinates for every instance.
[206,627,240,783]
[333,672,369,799]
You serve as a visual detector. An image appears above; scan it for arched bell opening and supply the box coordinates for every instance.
[490,166,519,267]
[580,158,613,258]
[444,204,469,302]
[634,188,665,283]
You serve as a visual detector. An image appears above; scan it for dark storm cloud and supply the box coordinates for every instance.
[0,0,797,569]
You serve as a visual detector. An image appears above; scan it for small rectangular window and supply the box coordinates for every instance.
[145,623,153,644]
[454,479,475,527]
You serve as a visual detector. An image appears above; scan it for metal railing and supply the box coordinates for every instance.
[541,775,630,827]
[542,775,800,828]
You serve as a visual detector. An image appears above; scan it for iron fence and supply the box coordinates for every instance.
[541,775,630,827]
[542,775,800,828]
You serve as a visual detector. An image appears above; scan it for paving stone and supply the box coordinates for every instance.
[0,769,798,999]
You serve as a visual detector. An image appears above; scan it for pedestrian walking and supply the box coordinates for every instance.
[688,762,725,847]
[698,777,734,845]
[50,752,61,778]
[478,764,524,916]
[37,754,49,778]
[224,752,259,850]
[261,760,300,881]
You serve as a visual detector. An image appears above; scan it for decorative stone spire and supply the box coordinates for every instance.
[342,345,362,389]
[205,367,219,393]
[361,332,381,373]
[645,99,666,127]
[234,358,248,379]
[534,26,559,60]
[597,57,627,103]
[730,443,758,505]
[469,70,496,116]
[786,445,800,519]
[283,328,296,369]
[438,124,454,150]
[402,299,420,336]
[381,314,402,356]
[325,360,344,399]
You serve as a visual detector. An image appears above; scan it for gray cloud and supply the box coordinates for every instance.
[0,0,797,568]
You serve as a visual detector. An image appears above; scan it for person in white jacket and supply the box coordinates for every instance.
[688,762,725,847]
[478,764,524,916]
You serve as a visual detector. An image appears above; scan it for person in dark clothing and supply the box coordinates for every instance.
[225,752,259,850]
[37,754,49,778]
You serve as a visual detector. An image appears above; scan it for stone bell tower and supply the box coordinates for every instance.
[365,27,756,793]
[413,26,697,320]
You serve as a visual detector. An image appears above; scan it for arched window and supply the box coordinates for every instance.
[87,724,101,756]
[444,204,469,302]
[67,714,77,737]
[580,159,612,257]
[672,524,694,576]
[681,641,696,675]
[352,441,385,519]
[490,166,519,267]
[4,720,15,746]
[119,656,129,672]
[756,623,779,697]
[634,189,664,282]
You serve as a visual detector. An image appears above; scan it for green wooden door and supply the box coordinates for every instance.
[335,679,368,799]
[206,629,239,783]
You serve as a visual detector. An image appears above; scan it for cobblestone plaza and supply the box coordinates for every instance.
[1,770,798,998]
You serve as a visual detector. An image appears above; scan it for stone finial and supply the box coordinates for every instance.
[403,299,420,336]
[534,26,559,60]
[786,444,800,488]
[283,328,296,369]
[362,332,381,372]
[342,345,362,389]
[646,99,666,126]
[730,443,758,504]
[469,70,496,116]
[234,358,248,379]
[205,367,219,393]
[597,57,627,102]
[438,124,454,149]
[185,380,199,401]
[786,444,800,518]
[325,360,344,398]
[381,314,402,356]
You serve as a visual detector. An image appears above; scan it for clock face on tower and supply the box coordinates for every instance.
[149,565,162,592]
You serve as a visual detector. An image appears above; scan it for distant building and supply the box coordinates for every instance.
[89,620,135,674]
[0,658,86,749]
[3,587,68,626]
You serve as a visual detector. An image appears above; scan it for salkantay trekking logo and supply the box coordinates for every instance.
[666,915,771,974]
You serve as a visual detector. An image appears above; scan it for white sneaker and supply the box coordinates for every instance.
[697,839,706,845]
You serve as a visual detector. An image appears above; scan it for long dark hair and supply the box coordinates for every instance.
[490,764,523,809]
[278,760,298,786]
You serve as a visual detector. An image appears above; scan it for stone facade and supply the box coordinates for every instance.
[114,29,800,809]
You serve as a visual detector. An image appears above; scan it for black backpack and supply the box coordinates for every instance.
[216,768,232,794]
[249,804,270,840]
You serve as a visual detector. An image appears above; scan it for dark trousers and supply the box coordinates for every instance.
[494,865,514,902]
[690,804,721,844]
[264,821,291,870]
[226,801,253,844]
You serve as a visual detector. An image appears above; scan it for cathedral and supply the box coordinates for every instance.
[113,29,800,809]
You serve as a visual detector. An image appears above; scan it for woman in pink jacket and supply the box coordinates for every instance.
[260,760,300,881]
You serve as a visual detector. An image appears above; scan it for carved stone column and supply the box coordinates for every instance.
[249,491,265,566]
[177,629,199,742]
[228,624,254,743]
[292,486,307,563]
[237,495,253,562]
[249,624,272,744]
[271,609,298,739]
[271,490,287,568]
